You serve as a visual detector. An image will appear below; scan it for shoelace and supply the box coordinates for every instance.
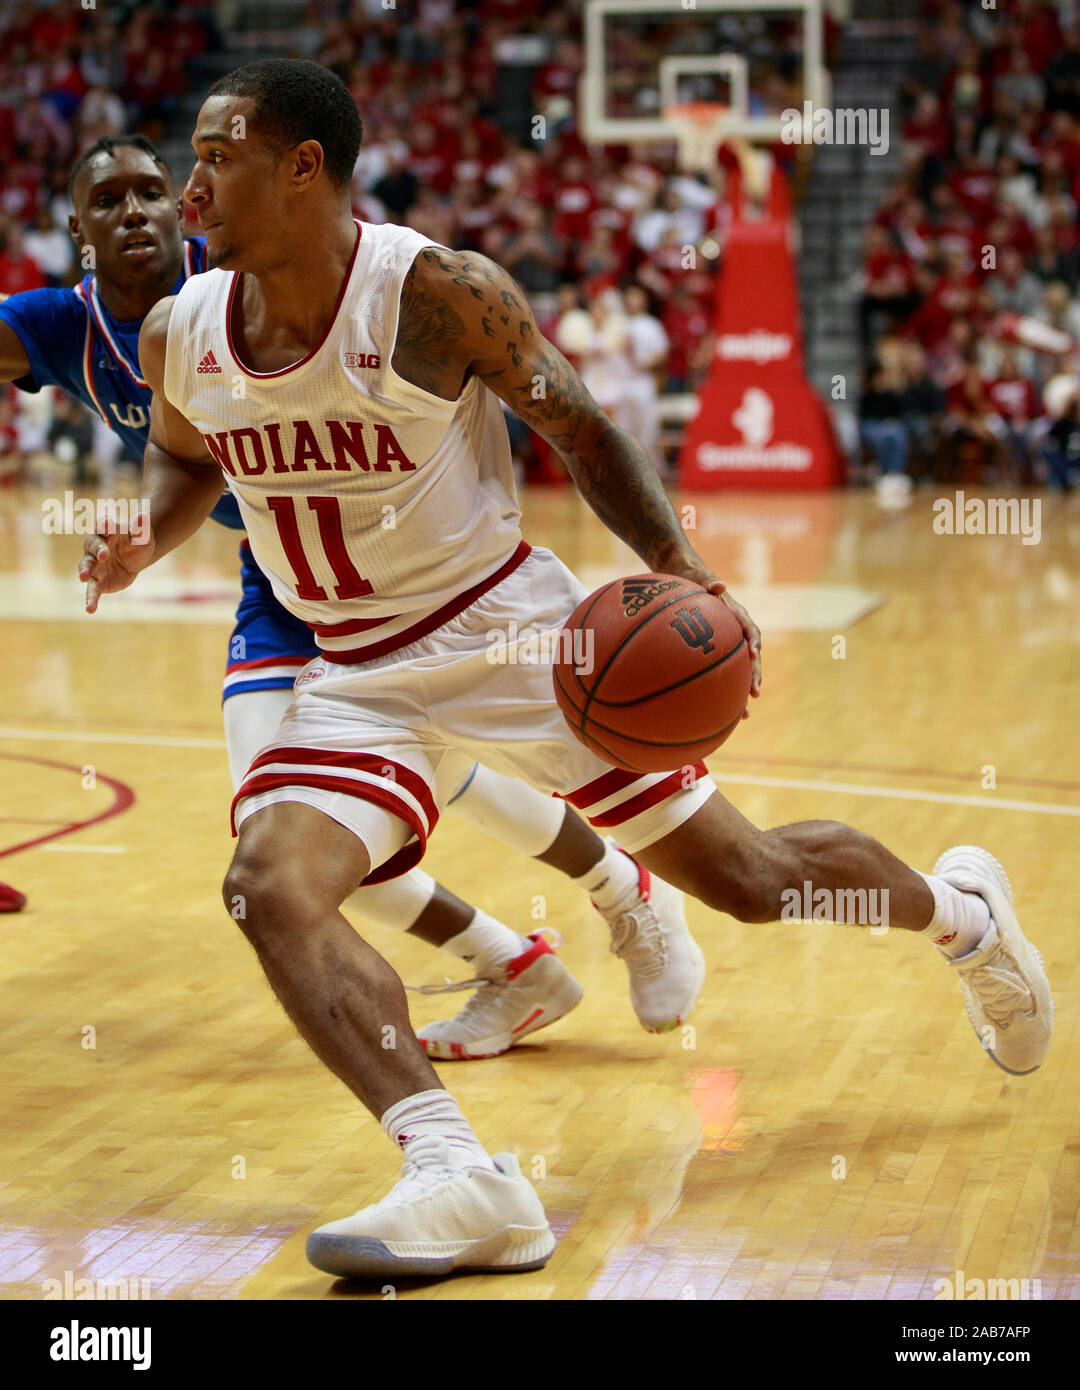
[968,946,1035,1028]
[405,973,517,1036]
[608,905,668,981]
[405,928,564,997]
[379,1136,460,1209]
[407,969,505,996]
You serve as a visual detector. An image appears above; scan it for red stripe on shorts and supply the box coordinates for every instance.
[226,655,310,672]
[557,765,647,811]
[243,747,439,828]
[229,771,431,853]
[584,762,708,828]
[310,611,400,638]
[362,839,426,887]
[315,541,533,663]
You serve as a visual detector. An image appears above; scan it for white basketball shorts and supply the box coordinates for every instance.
[230,546,717,883]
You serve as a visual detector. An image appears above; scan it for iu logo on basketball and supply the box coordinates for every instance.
[669,606,715,655]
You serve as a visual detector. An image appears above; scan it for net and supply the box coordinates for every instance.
[663,101,731,175]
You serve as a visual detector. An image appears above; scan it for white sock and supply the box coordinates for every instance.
[443,909,527,973]
[917,871,991,959]
[381,1088,496,1171]
[573,837,641,914]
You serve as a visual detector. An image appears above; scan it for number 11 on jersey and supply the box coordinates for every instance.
[266,495,374,601]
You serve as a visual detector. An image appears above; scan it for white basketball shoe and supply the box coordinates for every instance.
[306,1137,555,1279]
[933,845,1053,1075]
[596,849,706,1033]
[417,933,583,1060]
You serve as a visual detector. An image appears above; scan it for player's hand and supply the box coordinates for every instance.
[677,564,762,710]
[713,585,763,711]
[78,515,156,613]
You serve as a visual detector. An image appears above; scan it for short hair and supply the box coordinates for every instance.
[207,59,363,191]
[69,135,170,203]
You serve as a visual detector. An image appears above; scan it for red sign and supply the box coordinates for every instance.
[680,167,839,489]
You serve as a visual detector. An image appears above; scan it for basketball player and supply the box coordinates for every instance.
[79,62,1052,1283]
[0,136,707,1061]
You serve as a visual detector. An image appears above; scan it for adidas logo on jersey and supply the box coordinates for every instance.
[197,350,223,375]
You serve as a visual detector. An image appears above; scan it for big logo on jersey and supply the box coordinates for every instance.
[202,420,418,477]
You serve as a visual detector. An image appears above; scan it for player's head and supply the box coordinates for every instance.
[185,59,363,269]
[68,136,186,287]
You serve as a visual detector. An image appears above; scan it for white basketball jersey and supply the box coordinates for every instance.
[163,220,524,660]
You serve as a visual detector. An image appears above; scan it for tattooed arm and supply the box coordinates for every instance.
[393,247,762,696]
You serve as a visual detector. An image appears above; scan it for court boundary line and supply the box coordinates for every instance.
[713,773,1080,818]
[2,730,1077,818]
[6,727,1080,792]
[719,751,1080,794]
[0,753,136,860]
[0,727,226,749]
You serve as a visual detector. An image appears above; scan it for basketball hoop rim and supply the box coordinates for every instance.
[663,101,732,175]
[662,100,732,131]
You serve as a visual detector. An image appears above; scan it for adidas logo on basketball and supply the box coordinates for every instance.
[621,577,681,618]
[197,350,222,375]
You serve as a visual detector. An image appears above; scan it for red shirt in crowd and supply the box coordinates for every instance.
[864,249,916,295]
[987,375,1039,422]
[0,169,43,223]
[1021,3,1063,71]
[662,297,712,380]
[903,111,949,159]
[28,7,79,52]
[639,239,691,298]
[0,251,45,296]
[552,180,597,244]
[948,165,997,218]
[946,374,996,418]
[906,272,979,347]
[586,202,633,263]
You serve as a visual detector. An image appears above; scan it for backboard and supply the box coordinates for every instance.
[580,0,832,149]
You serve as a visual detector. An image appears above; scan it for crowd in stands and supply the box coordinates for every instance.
[7,0,1073,493]
[860,0,1080,494]
[0,0,750,483]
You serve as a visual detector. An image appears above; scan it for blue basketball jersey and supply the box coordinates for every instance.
[0,237,239,530]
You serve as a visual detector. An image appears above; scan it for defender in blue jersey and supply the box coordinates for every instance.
[3,136,697,1054]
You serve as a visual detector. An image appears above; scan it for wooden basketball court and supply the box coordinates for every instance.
[1,484,1076,1300]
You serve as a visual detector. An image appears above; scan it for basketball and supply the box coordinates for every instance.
[553,573,753,773]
